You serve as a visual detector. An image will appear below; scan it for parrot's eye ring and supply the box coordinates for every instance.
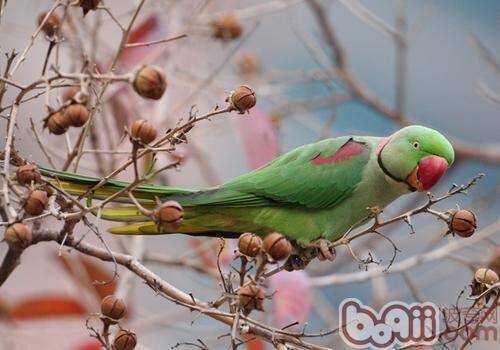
[413,142,419,149]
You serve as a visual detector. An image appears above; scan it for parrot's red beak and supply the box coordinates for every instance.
[406,155,449,192]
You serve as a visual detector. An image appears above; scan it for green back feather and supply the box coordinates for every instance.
[219,137,371,208]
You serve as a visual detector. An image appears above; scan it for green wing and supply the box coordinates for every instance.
[182,136,372,209]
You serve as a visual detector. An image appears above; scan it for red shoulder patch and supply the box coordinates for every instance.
[310,139,366,165]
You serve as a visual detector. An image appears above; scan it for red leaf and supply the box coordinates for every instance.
[72,339,102,350]
[118,14,166,68]
[232,108,279,170]
[0,296,11,318]
[56,253,116,300]
[243,334,265,350]
[127,14,159,44]
[270,271,313,329]
[72,339,101,350]
[9,295,87,319]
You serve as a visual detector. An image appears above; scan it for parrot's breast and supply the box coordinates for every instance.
[319,145,411,241]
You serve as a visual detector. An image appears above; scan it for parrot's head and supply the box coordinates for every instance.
[377,125,455,192]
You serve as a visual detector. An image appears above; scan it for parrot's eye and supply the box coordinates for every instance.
[412,142,419,149]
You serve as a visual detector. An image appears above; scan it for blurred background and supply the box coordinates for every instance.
[0,0,499,349]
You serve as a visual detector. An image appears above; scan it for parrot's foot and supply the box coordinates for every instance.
[309,238,336,261]
[283,239,335,270]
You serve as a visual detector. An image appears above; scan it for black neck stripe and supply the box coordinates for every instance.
[377,142,416,192]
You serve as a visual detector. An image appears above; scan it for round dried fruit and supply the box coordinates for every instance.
[229,85,256,113]
[154,201,184,230]
[130,119,157,144]
[4,223,33,250]
[101,295,127,322]
[450,210,477,237]
[212,14,243,41]
[24,190,49,216]
[113,329,137,350]
[133,66,167,100]
[44,111,69,135]
[474,268,499,286]
[17,164,41,186]
[236,52,261,75]
[238,232,263,258]
[37,11,60,37]
[263,232,292,261]
[238,284,264,312]
[64,103,89,127]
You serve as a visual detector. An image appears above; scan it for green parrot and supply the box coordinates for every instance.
[41,125,454,245]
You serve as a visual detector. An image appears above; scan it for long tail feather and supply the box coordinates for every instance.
[40,168,255,238]
[40,167,195,203]
[107,222,158,235]
[98,205,153,222]
[107,220,240,238]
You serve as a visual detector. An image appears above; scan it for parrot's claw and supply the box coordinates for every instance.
[310,238,336,262]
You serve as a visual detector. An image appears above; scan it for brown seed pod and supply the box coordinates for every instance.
[37,11,60,37]
[238,232,263,258]
[78,0,101,15]
[133,66,167,100]
[113,329,137,350]
[64,103,89,127]
[263,232,292,261]
[24,190,49,216]
[474,268,499,286]
[229,85,256,113]
[450,210,477,237]
[44,110,69,135]
[212,14,243,41]
[154,201,184,230]
[4,223,33,250]
[130,119,157,144]
[101,295,127,322]
[238,284,265,312]
[17,164,41,186]
[236,52,261,75]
